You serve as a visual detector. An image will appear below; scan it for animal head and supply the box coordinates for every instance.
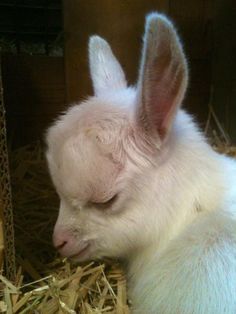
[46,13,188,262]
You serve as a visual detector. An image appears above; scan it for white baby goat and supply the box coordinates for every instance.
[46,12,236,314]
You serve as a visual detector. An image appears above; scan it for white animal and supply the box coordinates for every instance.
[46,12,236,314]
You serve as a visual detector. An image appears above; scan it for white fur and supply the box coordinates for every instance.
[46,13,236,313]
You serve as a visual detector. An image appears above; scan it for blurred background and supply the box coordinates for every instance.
[0,0,235,147]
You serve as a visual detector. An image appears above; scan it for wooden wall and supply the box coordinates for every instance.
[2,55,66,147]
[63,0,213,124]
[212,0,236,141]
[3,0,235,146]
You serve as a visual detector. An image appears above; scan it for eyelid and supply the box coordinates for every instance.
[89,194,118,209]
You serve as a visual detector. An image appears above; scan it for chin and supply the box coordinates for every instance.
[70,254,92,263]
[64,243,93,263]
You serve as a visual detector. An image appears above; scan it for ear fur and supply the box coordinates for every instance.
[137,13,188,142]
[89,36,127,96]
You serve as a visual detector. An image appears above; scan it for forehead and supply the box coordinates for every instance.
[46,100,128,202]
[53,137,122,201]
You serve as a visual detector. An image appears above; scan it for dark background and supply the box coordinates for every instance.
[1,0,236,147]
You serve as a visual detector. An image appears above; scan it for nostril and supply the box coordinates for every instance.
[53,226,73,251]
[55,240,68,250]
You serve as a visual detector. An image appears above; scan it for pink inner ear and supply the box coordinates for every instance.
[137,15,188,142]
[147,58,185,139]
[143,49,184,139]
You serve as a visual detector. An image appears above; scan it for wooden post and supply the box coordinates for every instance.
[0,57,16,280]
[0,198,4,273]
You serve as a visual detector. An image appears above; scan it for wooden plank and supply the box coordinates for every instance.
[2,54,65,147]
[5,115,59,147]
[0,205,4,275]
[184,59,212,123]
[2,55,65,116]
[0,58,16,279]
[170,0,213,59]
[169,0,214,124]
[212,0,236,142]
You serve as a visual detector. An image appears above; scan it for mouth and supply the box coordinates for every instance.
[69,243,91,261]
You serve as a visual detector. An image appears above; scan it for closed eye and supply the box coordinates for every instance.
[89,194,118,210]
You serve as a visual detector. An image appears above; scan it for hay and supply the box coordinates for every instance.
[9,142,58,269]
[205,105,236,157]
[0,259,130,313]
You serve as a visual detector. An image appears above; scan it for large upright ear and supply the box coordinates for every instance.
[89,36,127,96]
[137,13,188,142]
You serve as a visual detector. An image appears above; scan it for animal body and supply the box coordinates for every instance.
[46,12,236,314]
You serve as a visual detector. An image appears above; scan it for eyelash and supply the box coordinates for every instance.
[89,194,118,209]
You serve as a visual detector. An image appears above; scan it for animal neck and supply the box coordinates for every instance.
[126,110,226,279]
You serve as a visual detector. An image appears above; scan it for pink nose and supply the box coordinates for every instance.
[53,228,72,251]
